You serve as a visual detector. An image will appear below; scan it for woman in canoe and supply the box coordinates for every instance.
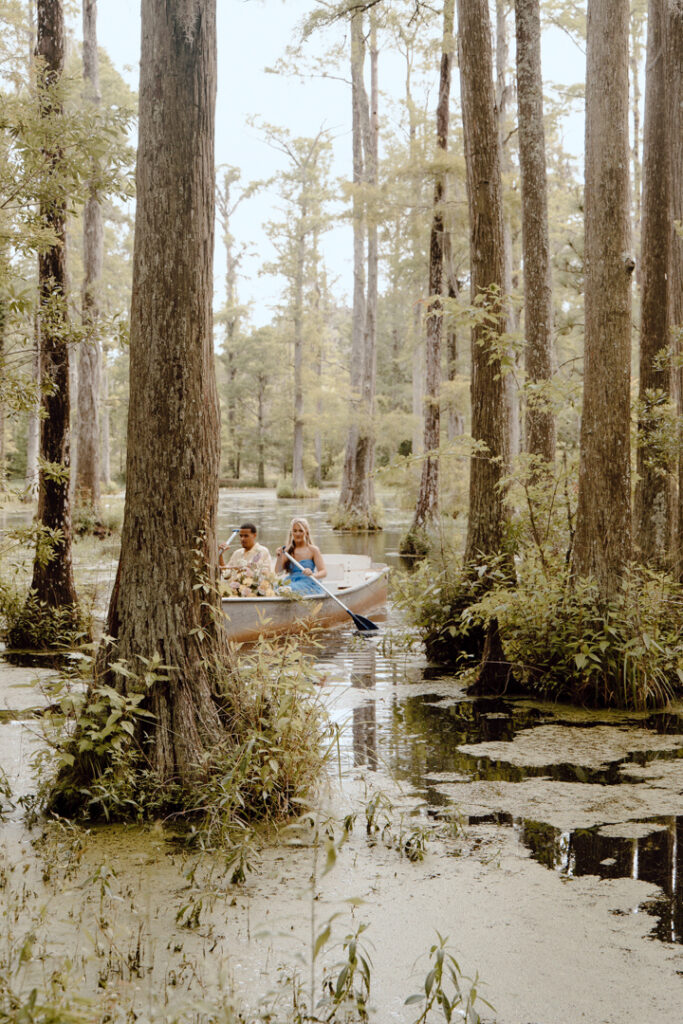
[275,518,327,595]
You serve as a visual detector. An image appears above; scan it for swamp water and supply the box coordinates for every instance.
[1,488,682,1022]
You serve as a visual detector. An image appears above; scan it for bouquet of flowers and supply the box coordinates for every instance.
[221,564,278,598]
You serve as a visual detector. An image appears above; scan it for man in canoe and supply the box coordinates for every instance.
[219,523,272,572]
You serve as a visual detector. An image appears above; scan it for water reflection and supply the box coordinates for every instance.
[350,645,378,770]
[518,816,683,943]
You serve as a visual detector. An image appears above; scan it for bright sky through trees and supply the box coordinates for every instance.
[95,0,585,327]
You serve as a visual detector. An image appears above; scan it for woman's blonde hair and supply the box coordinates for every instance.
[285,517,314,555]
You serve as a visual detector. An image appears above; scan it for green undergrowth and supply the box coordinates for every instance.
[276,478,320,499]
[0,796,488,1024]
[393,555,512,667]
[72,500,122,538]
[398,554,683,710]
[329,503,384,532]
[33,637,332,845]
[1,586,91,666]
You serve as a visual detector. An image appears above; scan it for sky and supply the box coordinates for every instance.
[93,0,586,329]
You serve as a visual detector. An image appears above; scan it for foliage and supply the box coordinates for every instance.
[328,504,383,532]
[472,561,683,710]
[38,639,331,843]
[405,932,493,1024]
[1,588,90,665]
[72,501,121,538]
[400,541,683,709]
[394,553,513,665]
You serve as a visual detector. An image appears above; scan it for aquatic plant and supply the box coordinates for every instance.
[405,932,493,1024]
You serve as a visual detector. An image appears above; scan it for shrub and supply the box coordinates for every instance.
[473,562,683,709]
[38,637,331,845]
[329,503,384,532]
[394,554,512,665]
[2,589,90,665]
[399,549,683,709]
[276,478,319,500]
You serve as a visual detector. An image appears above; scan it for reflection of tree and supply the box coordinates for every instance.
[519,815,683,944]
[520,820,566,871]
[351,647,378,769]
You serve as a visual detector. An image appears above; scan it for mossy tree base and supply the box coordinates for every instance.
[3,594,89,666]
[330,504,383,532]
[398,527,430,558]
[466,617,522,697]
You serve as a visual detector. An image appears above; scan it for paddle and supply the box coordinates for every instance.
[279,547,379,633]
[218,528,239,569]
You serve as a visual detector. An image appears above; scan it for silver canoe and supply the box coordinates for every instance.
[221,554,389,643]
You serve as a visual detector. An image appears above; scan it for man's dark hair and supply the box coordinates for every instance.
[240,522,257,534]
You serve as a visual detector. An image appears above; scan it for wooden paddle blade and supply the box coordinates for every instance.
[351,613,379,632]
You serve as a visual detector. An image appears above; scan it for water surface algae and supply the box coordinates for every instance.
[0,661,682,1023]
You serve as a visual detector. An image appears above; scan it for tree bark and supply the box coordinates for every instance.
[634,0,671,564]
[338,9,366,518]
[515,0,556,464]
[457,0,510,564]
[362,16,378,506]
[75,0,102,508]
[99,353,110,488]
[291,196,306,494]
[30,0,78,609]
[573,0,633,594]
[410,0,455,534]
[668,0,683,576]
[336,8,379,529]
[496,0,520,465]
[24,327,40,501]
[101,0,226,786]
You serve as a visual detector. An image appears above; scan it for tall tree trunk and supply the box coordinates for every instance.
[338,9,366,520]
[362,16,378,507]
[100,352,111,488]
[668,0,683,576]
[256,373,266,488]
[515,0,556,464]
[457,0,510,564]
[496,0,520,465]
[409,0,455,535]
[101,0,226,786]
[30,0,78,609]
[573,0,633,594]
[24,326,40,501]
[0,304,5,489]
[291,198,306,495]
[75,0,102,508]
[634,0,671,564]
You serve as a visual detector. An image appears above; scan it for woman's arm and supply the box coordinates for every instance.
[312,546,327,579]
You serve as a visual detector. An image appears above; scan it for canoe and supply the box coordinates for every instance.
[221,554,389,643]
